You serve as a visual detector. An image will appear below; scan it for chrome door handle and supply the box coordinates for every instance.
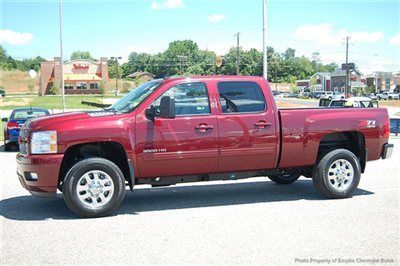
[254,121,272,128]
[195,124,214,132]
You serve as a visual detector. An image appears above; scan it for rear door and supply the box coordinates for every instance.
[135,81,218,178]
[216,81,279,172]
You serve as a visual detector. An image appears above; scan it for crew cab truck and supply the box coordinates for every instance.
[17,76,394,218]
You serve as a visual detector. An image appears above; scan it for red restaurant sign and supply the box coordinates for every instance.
[73,63,89,70]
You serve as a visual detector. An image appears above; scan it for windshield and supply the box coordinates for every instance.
[108,80,163,113]
[11,110,48,120]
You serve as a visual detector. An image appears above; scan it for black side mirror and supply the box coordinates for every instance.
[159,96,175,119]
[145,106,157,121]
[2,118,8,122]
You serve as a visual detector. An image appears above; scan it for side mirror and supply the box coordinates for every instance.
[159,96,175,119]
[145,106,157,121]
[2,118,8,122]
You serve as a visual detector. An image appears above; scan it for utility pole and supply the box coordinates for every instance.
[344,36,350,98]
[59,0,65,112]
[262,0,268,80]
[235,32,241,75]
[177,55,188,75]
[111,56,122,96]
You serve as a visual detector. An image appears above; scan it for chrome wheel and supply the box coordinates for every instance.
[327,159,354,192]
[76,170,114,208]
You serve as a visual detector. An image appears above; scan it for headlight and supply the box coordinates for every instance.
[31,131,57,154]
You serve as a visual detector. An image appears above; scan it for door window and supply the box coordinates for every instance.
[152,82,210,116]
[217,82,266,113]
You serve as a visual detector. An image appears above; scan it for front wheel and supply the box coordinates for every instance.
[4,142,12,151]
[62,157,126,218]
[312,149,361,199]
[268,173,301,184]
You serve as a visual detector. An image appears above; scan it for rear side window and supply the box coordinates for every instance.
[217,82,266,113]
[11,110,48,120]
[153,82,210,116]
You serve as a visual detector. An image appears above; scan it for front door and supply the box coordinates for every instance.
[135,82,218,178]
[216,81,279,172]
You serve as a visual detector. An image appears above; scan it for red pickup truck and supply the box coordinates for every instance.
[17,76,393,217]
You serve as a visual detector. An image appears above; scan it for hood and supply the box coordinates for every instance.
[26,111,118,131]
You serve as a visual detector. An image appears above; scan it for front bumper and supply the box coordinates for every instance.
[16,153,64,197]
[381,143,394,159]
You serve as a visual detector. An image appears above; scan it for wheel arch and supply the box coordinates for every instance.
[58,141,133,190]
[316,131,366,173]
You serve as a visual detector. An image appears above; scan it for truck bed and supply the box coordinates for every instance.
[277,107,390,168]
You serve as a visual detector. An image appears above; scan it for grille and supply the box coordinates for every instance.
[18,124,29,155]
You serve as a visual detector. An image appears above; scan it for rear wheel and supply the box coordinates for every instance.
[268,173,301,184]
[62,157,126,218]
[313,149,361,199]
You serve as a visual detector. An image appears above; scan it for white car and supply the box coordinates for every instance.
[276,92,290,98]
[328,97,379,108]
[321,91,345,100]
[377,91,399,100]
[368,93,378,100]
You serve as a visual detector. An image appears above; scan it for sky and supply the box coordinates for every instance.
[1,0,399,74]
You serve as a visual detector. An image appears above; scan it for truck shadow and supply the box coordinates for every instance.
[0,180,373,221]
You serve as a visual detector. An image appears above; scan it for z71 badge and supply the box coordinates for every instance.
[359,120,376,129]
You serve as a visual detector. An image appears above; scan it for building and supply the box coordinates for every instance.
[127,71,155,82]
[39,57,109,96]
[295,79,310,92]
[330,68,365,93]
[309,72,331,92]
[366,72,399,93]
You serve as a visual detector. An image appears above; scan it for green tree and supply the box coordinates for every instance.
[70,51,96,61]
[49,81,60,95]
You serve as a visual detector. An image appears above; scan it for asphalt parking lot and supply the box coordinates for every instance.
[1,138,399,265]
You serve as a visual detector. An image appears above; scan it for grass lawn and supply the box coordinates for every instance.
[0,95,122,110]
[379,100,400,108]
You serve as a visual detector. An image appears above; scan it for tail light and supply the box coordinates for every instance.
[382,116,390,139]
[7,120,19,130]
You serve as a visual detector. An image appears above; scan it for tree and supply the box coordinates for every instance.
[70,51,96,61]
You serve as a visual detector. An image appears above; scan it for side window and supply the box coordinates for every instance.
[217,82,266,113]
[152,82,210,116]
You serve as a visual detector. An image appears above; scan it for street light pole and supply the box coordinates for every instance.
[262,0,268,80]
[235,32,241,75]
[59,0,65,112]
[344,36,350,98]
[111,56,122,96]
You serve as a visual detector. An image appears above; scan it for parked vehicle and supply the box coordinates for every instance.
[310,92,322,99]
[0,86,5,97]
[368,93,378,100]
[377,91,399,100]
[276,92,290,98]
[16,76,393,217]
[328,97,379,108]
[321,91,345,100]
[2,107,50,151]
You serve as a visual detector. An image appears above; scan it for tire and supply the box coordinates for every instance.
[312,149,361,199]
[268,173,301,184]
[4,142,12,151]
[62,157,126,218]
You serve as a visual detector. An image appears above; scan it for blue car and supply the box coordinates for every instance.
[2,107,50,151]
